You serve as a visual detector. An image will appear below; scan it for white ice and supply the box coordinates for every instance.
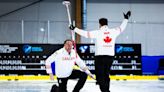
[0,80,164,92]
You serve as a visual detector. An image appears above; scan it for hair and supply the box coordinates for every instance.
[99,18,108,26]
[64,39,72,45]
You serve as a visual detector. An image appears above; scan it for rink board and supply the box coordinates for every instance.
[0,75,164,81]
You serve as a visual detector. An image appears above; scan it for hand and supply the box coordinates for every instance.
[49,73,54,80]
[69,24,75,30]
[123,11,131,19]
[83,68,95,80]
[88,73,95,80]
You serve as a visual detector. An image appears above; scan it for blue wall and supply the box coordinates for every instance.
[142,56,164,75]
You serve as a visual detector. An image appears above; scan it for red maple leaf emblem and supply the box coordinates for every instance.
[104,36,112,43]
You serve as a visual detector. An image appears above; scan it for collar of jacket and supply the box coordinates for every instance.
[100,25,108,30]
[62,47,73,55]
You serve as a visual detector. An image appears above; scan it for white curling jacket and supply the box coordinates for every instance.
[74,19,128,56]
[45,47,87,78]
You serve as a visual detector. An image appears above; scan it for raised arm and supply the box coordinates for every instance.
[119,11,131,32]
[69,25,89,38]
[69,25,98,38]
[119,19,128,32]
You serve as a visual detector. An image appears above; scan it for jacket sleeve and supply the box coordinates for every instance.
[74,28,98,38]
[74,28,89,38]
[119,19,128,32]
[45,51,58,74]
[75,54,87,70]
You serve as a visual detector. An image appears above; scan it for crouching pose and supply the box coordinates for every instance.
[45,39,94,92]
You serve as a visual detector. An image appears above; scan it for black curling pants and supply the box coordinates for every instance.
[95,55,114,92]
[57,70,87,92]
